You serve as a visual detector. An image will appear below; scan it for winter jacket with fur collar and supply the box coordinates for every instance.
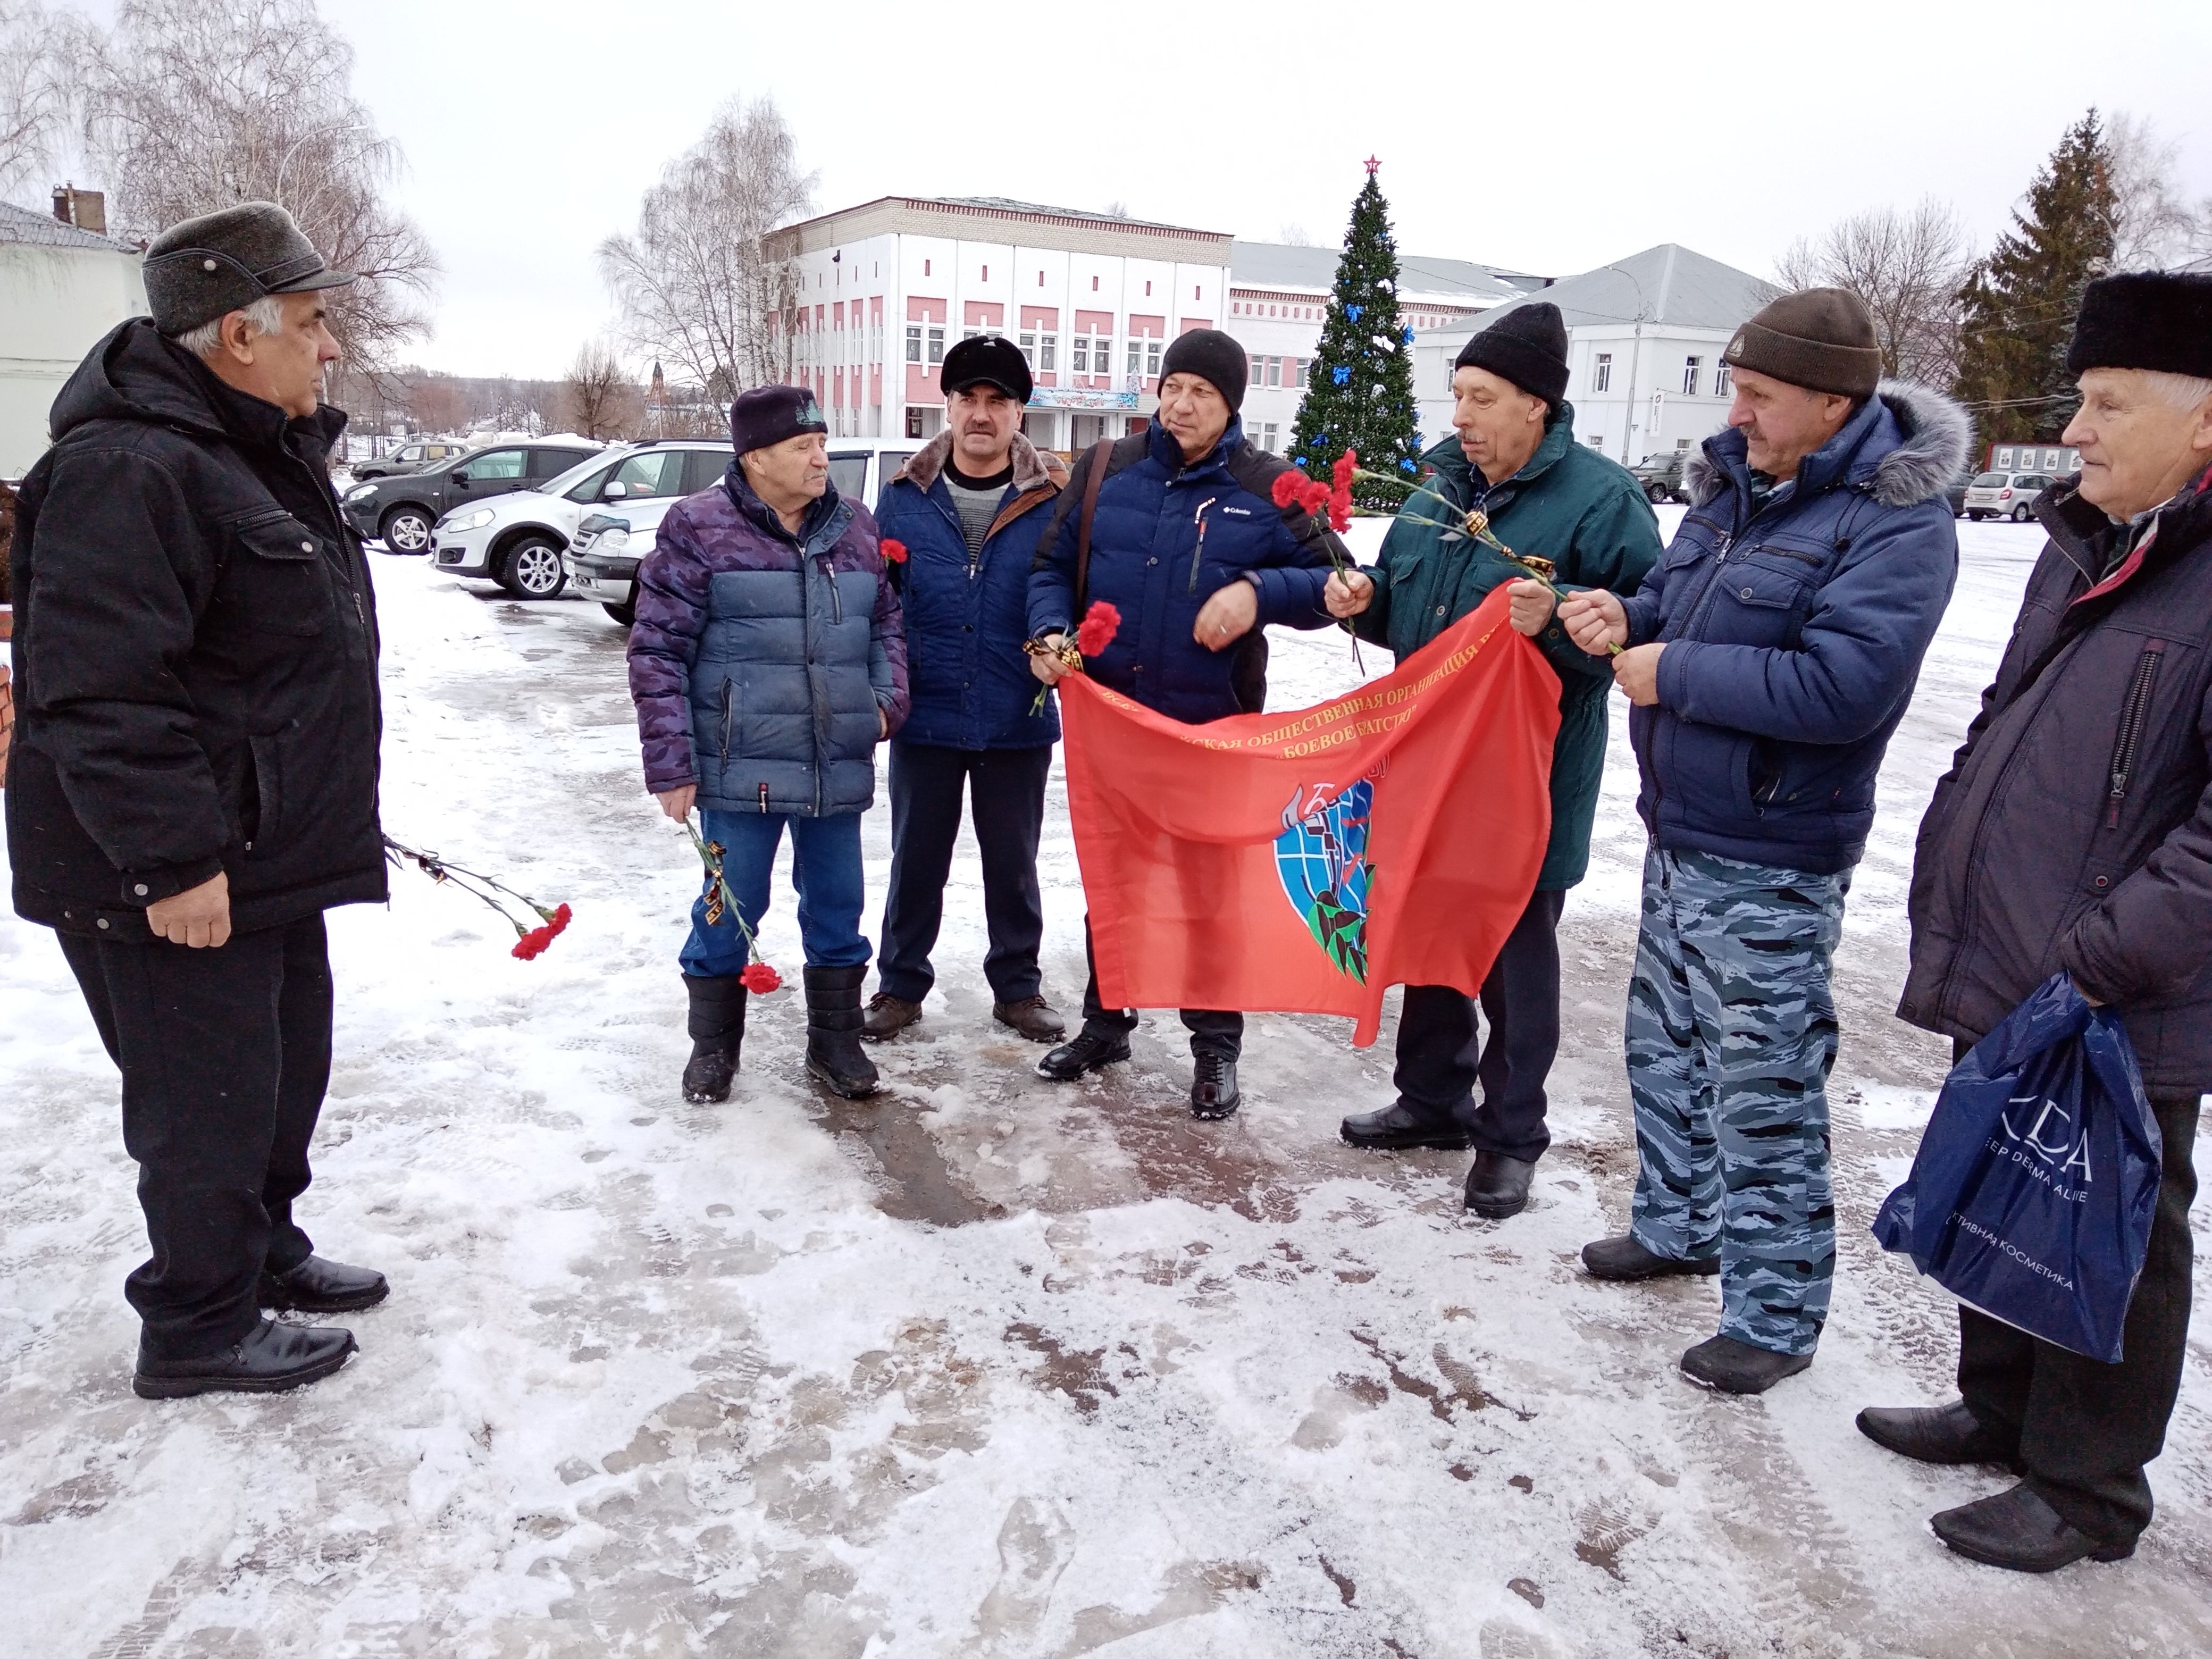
[1619,380,1970,873]
[1899,466,2212,1093]
[877,431,1067,750]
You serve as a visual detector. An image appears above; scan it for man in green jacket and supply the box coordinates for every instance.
[1328,303,1661,1217]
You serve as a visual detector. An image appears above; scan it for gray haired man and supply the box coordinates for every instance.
[6,203,389,1398]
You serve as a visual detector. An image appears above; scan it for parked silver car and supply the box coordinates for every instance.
[567,439,924,624]
[1962,470,2055,523]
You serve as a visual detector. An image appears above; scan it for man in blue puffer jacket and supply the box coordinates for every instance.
[629,385,909,1105]
[1027,329,1348,1118]
[1559,289,1967,1395]
[864,336,1071,1047]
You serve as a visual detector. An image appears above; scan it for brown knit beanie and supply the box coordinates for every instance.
[1722,288,1882,398]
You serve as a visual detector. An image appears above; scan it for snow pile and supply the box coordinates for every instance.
[1,520,2206,1656]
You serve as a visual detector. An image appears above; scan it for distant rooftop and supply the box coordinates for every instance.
[0,198,141,254]
[778,195,1233,250]
[1232,240,1528,304]
[1459,244,1777,334]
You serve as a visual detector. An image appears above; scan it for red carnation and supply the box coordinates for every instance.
[510,901,573,960]
[1270,471,1303,509]
[546,902,572,938]
[740,962,783,994]
[1075,599,1122,657]
[1333,449,1359,491]
[1328,484,1354,533]
[881,538,908,563]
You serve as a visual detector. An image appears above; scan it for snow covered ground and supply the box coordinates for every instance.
[3,514,2207,1657]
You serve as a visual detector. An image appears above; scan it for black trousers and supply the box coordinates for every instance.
[58,915,332,1361]
[1390,887,1566,1162]
[1080,916,1243,1060]
[877,741,1052,1004]
[1954,1041,2199,1545]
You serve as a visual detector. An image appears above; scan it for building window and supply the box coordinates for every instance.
[1259,422,1279,452]
[1040,332,1057,372]
[1092,274,1099,291]
[1127,338,1142,378]
[1266,356,1282,388]
[1145,280,1152,297]
[1715,363,1733,397]
[1070,335,1087,373]
[981,265,988,282]
[1018,331,1035,367]
[924,258,931,276]
[1593,353,1612,393]
[1146,338,1163,379]
[905,407,924,438]
[1293,358,1310,390]
[1681,356,1701,396]
[927,325,945,366]
[904,324,921,365]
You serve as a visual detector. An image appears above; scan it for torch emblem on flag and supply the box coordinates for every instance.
[1275,777,1377,984]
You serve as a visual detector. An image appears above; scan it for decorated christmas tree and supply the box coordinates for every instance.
[1290,159,1422,507]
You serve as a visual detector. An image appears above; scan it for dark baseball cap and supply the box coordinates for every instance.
[941,333,1032,403]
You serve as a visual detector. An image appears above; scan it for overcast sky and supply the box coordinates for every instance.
[72,0,2212,380]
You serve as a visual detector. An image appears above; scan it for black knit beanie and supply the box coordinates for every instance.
[2066,272,2212,378]
[1158,328,1247,410]
[1723,288,1882,398]
[1455,302,1570,406]
[730,384,828,455]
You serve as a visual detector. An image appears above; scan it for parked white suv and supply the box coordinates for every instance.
[1962,470,2056,523]
[567,439,924,623]
[430,442,719,598]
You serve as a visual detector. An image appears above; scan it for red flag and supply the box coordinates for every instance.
[1060,588,1560,1046]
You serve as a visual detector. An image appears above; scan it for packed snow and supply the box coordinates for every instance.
[2,514,2207,1656]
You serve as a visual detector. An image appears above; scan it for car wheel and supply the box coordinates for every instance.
[1644,482,1669,504]
[602,601,637,626]
[499,535,568,599]
[380,505,432,554]
[2010,504,2033,523]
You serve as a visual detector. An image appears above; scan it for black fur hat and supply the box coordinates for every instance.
[2066,272,2212,379]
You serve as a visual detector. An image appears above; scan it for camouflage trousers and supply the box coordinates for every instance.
[1626,847,1847,1356]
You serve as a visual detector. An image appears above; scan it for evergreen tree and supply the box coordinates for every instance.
[1290,162,1421,506]
[1954,110,2117,445]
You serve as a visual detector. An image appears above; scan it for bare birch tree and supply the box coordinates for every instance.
[0,0,86,199]
[1778,199,1969,386]
[81,0,436,371]
[558,340,640,441]
[599,97,814,406]
[2105,112,2212,269]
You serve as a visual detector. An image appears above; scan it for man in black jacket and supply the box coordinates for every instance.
[6,203,389,1398]
[1874,271,2212,1572]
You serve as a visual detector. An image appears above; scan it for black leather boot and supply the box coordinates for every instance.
[682,974,749,1104]
[1856,1400,2021,1470]
[805,964,879,1099]
[1931,1482,2136,1571]
[1190,1051,1241,1119]
[135,1317,357,1400]
[258,1255,389,1313]
[1463,1151,1537,1218]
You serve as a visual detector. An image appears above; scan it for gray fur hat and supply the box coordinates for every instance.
[143,202,356,336]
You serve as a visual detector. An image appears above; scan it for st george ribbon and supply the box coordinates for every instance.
[1059,587,1561,1047]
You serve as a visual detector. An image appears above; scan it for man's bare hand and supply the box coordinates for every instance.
[1506,578,1555,638]
[657,784,697,822]
[1194,580,1259,650]
[1030,634,1073,685]
[1559,589,1629,656]
[147,871,231,949]
[878,705,889,740]
[1613,643,1665,706]
[1325,569,1375,618]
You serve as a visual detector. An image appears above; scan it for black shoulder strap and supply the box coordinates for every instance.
[1224,444,1352,571]
[1073,438,1113,613]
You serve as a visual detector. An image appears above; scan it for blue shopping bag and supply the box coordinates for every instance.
[1872,973,2162,1362]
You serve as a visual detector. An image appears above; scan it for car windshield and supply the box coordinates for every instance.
[1971,472,2006,487]
[543,449,631,497]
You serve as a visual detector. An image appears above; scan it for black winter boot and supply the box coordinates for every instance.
[805,965,880,1099]
[682,974,749,1104]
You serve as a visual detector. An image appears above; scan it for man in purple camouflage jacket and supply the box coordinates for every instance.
[627,385,908,1104]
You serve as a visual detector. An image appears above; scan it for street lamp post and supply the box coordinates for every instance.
[1605,263,1653,465]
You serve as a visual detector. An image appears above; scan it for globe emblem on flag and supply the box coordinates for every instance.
[1275,781,1375,984]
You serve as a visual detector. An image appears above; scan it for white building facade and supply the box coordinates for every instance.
[1413,245,1777,466]
[1225,242,1524,456]
[1,199,147,479]
[770,197,1233,454]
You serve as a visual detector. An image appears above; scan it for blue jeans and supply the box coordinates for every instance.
[680,809,870,977]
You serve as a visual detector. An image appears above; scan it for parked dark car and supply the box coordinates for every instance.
[1945,471,1971,518]
[1629,450,1692,504]
[351,438,473,482]
[340,440,604,554]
